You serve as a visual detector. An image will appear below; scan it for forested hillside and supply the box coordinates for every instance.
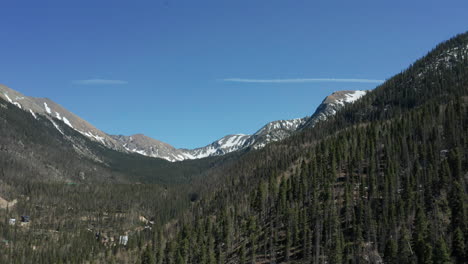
[0,92,238,263]
[150,32,468,264]
[0,32,467,263]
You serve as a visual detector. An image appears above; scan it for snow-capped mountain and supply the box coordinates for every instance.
[250,118,307,149]
[111,134,253,162]
[111,90,367,161]
[185,134,252,159]
[301,90,367,128]
[110,134,196,162]
[0,84,368,162]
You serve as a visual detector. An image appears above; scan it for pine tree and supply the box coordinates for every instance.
[449,181,466,232]
[413,208,433,264]
[451,227,465,263]
[384,238,398,264]
[398,227,415,264]
[175,252,184,264]
[239,241,246,264]
[155,231,165,264]
[433,238,452,264]
[141,246,155,264]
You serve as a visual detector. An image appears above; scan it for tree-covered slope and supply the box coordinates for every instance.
[155,32,468,264]
[0,94,233,185]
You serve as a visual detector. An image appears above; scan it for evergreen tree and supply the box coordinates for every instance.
[413,208,433,264]
[433,238,452,264]
[451,227,465,263]
[384,238,398,264]
[141,246,155,264]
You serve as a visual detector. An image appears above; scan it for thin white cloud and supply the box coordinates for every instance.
[72,79,128,85]
[223,78,384,84]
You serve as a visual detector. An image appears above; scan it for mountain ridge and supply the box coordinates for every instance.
[0,84,367,161]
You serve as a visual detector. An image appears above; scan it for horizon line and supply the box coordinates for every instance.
[222,78,385,84]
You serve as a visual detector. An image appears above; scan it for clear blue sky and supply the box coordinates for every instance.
[1,0,467,148]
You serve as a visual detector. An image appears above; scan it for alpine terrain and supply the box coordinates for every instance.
[0,85,366,162]
[0,10,466,264]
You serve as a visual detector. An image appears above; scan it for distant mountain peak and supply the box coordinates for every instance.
[301,90,368,128]
[0,84,368,162]
[111,90,368,161]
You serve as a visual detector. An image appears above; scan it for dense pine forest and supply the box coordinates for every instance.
[1,32,467,263]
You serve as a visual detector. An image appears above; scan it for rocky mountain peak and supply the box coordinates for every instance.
[301,90,367,128]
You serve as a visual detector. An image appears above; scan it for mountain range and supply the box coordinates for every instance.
[0,32,467,264]
[0,85,366,162]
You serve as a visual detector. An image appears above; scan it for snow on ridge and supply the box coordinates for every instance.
[220,135,247,149]
[78,130,105,144]
[344,90,367,103]
[4,93,13,103]
[3,93,22,108]
[13,102,22,109]
[256,118,306,135]
[132,149,147,156]
[62,117,73,128]
[181,152,195,159]
[29,109,37,119]
[333,90,367,107]
[44,102,51,114]
[50,120,64,135]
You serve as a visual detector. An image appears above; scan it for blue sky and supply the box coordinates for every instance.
[1,0,467,148]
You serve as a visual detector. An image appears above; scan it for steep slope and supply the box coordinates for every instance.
[157,32,468,264]
[0,95,123,183]
[0,93,234,185]
[0,85,124,151]
[301,90,367,128]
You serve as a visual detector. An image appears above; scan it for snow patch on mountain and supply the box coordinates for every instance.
[301,90,367,128]
[344,90,367,103]
[4,93,12,103]
[29,109,37,119]
[3,92,22,109]
[13,102,22,109]
[63,117,73,128]
[50,120,64,135]
[79,131,105,144]
[44,102,51,114]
